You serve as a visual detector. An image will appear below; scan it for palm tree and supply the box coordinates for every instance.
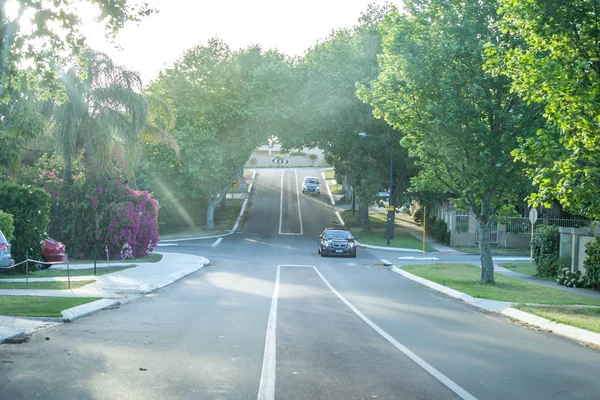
[53,48,148,181]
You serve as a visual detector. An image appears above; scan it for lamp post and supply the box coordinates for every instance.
[359,132,393,246]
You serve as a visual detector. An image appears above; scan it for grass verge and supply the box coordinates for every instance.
[69,253,162,265]
[402,263,600,306]
[0,296,100,317]
[356,231,435,252]
[0,280,95,290]
[498,262,537,276]
[160,199,245,240]
[515,305,600,334]
[323,170,335,180]
[330,183,343,194]
[453,246,531,256]
[0,266,135,280]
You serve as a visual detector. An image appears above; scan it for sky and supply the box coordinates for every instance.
[83,0,400,84]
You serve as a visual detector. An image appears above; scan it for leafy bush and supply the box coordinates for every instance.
[0,210,14,241]
[531,225,560,277]
[46,174,159,260]
[413,207,424,224]
[0,183,50,267]
[556,268,587,288]
[423,215,450,244]
[583,236,600,289]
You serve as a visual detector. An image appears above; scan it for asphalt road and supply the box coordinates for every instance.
[1,168,600,400]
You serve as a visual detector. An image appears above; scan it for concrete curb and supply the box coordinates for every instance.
[0,327,26,344]
[59,256,211,322]
[160,170,256,243]
[390,266,600,347]
[322,171,336,206]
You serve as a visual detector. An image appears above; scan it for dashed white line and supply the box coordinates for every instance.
[257,265,281,400]
[311,266,478,400]
[211,238,223,247]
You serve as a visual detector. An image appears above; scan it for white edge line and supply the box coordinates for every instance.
[257,265,280,400]
[279,169,284,235]
[211,237,223,247]
[321,171,336,206]
[311,266,478,400]
[335,211,345,227]
[295,169,303,235]
[380,259,393,265]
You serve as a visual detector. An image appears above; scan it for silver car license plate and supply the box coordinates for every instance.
[336,250,343,253]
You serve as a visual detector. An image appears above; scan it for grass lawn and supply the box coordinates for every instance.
[356,231,435,252]
[0,296,101,317]
[160,199,245,240]
[69,252,162,265]
[341,210,395,230]
[0,266,135,280]
[330,183,343,194]
[323,170,335,180]
[453,246,531,257]
[498,262,537,276]
[0,280,95,290]
[402,263,600,306]
[515,305,600,334]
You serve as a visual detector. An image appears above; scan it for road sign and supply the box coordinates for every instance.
[239,179,247,190]
[271,158,289,164]
[529,208,538,224]
[378,192,390,197]
[386,206,395,211]
[232,180,239,189]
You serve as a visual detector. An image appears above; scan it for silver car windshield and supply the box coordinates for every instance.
[324,231,352,239]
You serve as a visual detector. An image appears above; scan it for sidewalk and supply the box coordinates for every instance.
[0,252,210,343]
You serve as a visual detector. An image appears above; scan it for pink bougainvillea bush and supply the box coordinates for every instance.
[43,174,159,260]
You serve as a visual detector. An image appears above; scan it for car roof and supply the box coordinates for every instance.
[322,227,349,232]
[303,176,319,180]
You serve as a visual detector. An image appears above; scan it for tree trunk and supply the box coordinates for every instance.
[478,195,495,283]
[357,199,370,232]
[63,156,73,182]
[205,185,230,231]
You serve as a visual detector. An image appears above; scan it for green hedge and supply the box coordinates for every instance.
[584,236,600,289]
[0,182,50,266]
[0,210,14,241]
[531,225,560,277]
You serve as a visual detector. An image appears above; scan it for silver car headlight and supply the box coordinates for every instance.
[348,242,356,247]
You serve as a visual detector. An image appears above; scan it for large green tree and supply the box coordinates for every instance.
[488,0,600,219]
[362,1,544,283]
[281,5,416,234]
[52,48,148,181]
[149,39,294,230]
[1,1,153,176]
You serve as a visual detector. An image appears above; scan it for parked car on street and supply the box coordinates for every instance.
[318,228,357,257]
[0,230,15,268]
[39,238,68,269]
[302,176,321,195]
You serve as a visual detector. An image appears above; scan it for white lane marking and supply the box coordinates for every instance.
[156,243,178,247]
[257,265,281,400]
[295,169,304,236]
[380,259,393,266]
[279,169,303,235]
[279,169,284,235]
[335,211,344,227]
[311,266,478,400]
[397,256,440,261]
[211,238,223,247]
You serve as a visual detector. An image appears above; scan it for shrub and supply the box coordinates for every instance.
[413,208,424,224]
[583,236,600,289]
[0,210,14,241]
[531,225,560,277]
[0,183,50,268]
[46,175,159,260]
[556,268,588,288]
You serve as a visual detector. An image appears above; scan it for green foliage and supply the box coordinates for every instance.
[45,173,159,260]
[489,0,600,220]
[556,268,587,288]
[531,226,560,277]
[583,236,600,289]
[425,215,450,245]
[0,182,50,267]
[0,211,14,241]
[360,1,544,282]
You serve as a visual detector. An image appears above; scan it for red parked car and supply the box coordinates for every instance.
[39,238,68,269]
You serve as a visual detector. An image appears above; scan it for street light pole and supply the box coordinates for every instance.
[359,132,393,246]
